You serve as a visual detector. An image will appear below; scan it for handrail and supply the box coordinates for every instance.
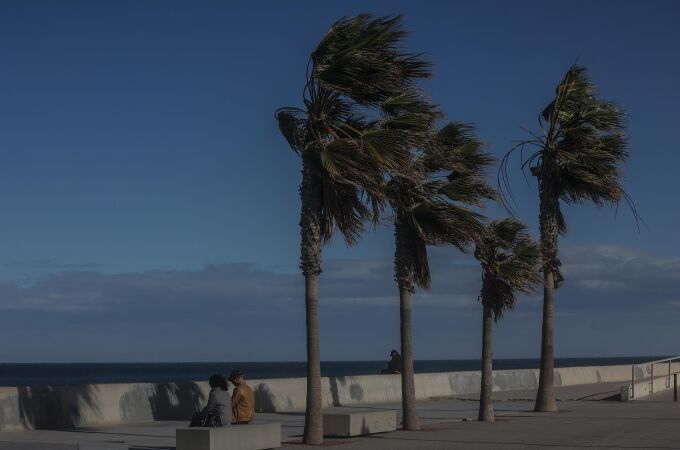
[631,355,680,399]
[635,356,680,365]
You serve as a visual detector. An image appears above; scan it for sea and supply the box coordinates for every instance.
[0,357,664,387]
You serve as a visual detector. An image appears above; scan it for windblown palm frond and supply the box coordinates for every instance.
[312,15,432,104]
[474,219,541,320]
[407,202,486,251]
[390,120,495,291]
[499,64,640,227]
[321,177,371,246]
[539,66,629,207]
[275,15,437,246]
[423,123,496,206]
[276,91,378,245]
[275,107,309,155]
[381,91,441,119]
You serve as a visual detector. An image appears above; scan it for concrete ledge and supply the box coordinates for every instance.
[78,442,127,450]
[323,409,396,437]
[176,423,281,450]
[4,363,671,432]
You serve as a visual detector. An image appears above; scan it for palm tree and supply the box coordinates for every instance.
[388,120,495,429]
[275,15,432,444]
[500,64,638,412]
[474,219,541,421]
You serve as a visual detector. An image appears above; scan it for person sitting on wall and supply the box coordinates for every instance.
[189,374,231,427]
[229,370,255,424]
[380,350,402,374]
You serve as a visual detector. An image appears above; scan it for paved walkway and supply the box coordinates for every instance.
[0,383,678,449]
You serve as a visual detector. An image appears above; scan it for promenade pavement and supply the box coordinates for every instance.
[0,382,678,450]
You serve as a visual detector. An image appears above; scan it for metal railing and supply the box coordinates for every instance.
[630,355,680,399]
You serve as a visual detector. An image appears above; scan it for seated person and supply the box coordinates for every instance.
[229,370,255,424]
[380,350,402,374]
[189,374,231,427]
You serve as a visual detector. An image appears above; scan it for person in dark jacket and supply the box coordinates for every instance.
[381,350,402,374]
[189,374,231,427]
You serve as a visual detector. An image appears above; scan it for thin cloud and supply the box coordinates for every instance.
[0,244,677,315]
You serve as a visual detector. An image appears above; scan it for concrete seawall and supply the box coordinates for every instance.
[0,364,661,432]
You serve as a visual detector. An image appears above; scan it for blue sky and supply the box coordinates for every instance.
[0,0,678,362]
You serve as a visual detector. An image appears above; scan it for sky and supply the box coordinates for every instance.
[0,0,678,362]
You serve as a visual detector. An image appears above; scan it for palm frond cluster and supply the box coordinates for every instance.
[474,219,541,320]
[391,122,495,291]
[500,65,638,230]
[312,15,432,104]
[499,65,638,288]
[276,15,435,246]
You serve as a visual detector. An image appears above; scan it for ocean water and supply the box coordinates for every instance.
[0,357,664,387]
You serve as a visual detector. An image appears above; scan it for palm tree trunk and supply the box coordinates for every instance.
[394,213,420,431]
[399,286,420,430]
[303,274,322,443]
[535,270,557,412]
[299,159,324,444]
[534,173,559,413]
[478,296,494,421]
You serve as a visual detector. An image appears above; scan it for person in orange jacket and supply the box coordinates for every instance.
[229,370,255,424]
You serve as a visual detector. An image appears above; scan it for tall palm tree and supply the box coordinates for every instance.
[388,120,495,429]
[500,65,638,412]
[474,219,541,421]
[275,15,432,444]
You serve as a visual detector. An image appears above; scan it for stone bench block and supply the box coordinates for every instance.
[78,442,127,450]
[176,423,281,450]
[323,408,396,437]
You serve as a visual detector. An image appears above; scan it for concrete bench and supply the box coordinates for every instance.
[176,423,281,450]
[323,408,396,437]
[78,442,127,450]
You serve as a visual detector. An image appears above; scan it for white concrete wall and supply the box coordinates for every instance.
[0,364,648,432]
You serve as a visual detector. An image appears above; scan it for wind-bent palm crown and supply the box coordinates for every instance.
[390,119,496,290]
[474,219,541,320]
[276,15,433,245]
[500,64,638,284]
